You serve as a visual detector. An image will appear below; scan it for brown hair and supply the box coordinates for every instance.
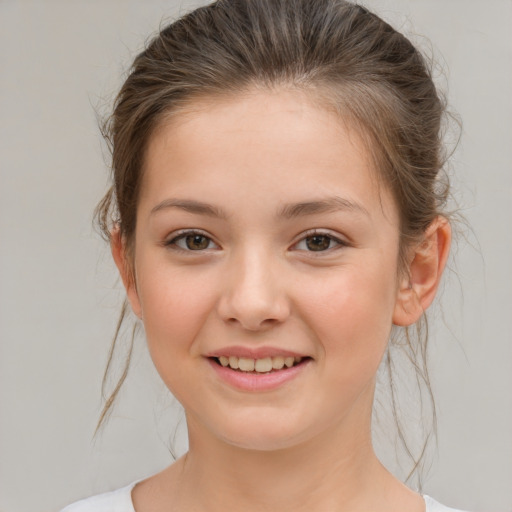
[95,0,451,485]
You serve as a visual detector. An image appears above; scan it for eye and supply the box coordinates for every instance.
[293,232,346,252]
[166,231,218,251]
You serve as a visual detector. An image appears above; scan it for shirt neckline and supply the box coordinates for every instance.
[127,480,433,512]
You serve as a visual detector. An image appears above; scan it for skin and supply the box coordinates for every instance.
[112,88,451,512]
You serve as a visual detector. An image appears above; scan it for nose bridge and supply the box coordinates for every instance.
[217,240,289,330]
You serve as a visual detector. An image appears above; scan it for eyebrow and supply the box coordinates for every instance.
[278,196,370,219]
[150,196,369,219]
[150,199,228,218]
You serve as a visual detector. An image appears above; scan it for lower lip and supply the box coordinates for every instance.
[208,358,311,392]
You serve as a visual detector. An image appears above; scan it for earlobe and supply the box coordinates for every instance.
[392,217,451,326]
[110,226,142,319]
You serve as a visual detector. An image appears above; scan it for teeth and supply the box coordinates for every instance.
[238,357,255,372]
[272,355,285,370]
[254,357,273,373]
[217,355,304,372]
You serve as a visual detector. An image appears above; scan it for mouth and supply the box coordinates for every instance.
[211,355,309,374]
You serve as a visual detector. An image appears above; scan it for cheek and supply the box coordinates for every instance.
[297,259,398,364]
[136,262,217,363]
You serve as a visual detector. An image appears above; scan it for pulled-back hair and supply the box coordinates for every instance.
[95,0,451,485]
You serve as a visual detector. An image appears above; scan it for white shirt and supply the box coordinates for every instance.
[61,481,468,512]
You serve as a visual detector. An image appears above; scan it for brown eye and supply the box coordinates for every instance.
[305,235,332,251]
[293,232,345,253]
[184,234,211,250]
[168,231,217,251]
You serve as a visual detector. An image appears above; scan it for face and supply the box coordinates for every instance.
[123,89,407,451]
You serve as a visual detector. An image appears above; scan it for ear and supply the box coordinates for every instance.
[393,217,451,326]
[110,226,142,318]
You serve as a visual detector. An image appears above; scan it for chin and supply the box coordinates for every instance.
[221,431,304,452]
[206,411,317,452]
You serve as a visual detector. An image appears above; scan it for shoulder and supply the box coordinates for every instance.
[60,482,136,512]
[424,495,470,512]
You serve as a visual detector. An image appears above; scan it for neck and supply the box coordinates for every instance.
[161,403,418,512]
[183,425,382,511]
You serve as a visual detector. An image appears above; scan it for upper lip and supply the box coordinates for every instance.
[204,346,309,359]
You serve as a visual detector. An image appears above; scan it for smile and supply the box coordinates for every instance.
[208,354,311,392]
[215,355,304,373]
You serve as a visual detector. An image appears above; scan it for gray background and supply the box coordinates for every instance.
[1,1,511,511]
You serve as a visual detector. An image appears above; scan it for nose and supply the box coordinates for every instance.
[216,245,290,332]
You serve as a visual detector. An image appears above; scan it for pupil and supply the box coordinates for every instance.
[186,235,209,250]
[306,235,330,251]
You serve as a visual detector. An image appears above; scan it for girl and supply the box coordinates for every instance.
[63,0,464,510]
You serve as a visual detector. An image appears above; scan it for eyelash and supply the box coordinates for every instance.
[164,229,348,254]
[164,229,219,252]
[293,229,348,254]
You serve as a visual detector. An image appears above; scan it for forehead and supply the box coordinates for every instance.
[141,88,398,225]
